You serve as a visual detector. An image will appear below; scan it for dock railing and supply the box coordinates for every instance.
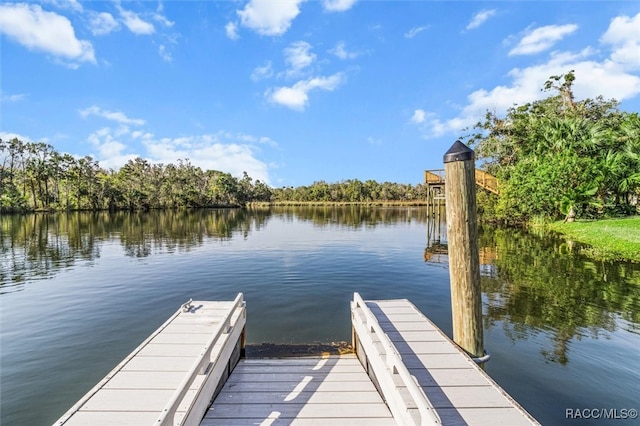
[424,168,499,195]
[351,293,441,426]
[156,293,246,426]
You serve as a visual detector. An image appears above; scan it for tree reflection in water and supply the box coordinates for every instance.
[477,226,640,364]
[3,207,639,367]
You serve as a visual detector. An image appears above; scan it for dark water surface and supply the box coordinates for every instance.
[1,207,639,425]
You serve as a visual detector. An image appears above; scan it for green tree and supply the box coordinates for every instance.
[468,71,638,222]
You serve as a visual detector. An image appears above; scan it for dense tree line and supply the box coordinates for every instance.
[0,138,272,212]
[270,180,429,203]
[1,138,429,213]
[468,71,640,223]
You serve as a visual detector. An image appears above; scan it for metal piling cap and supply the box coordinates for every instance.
[443,140,474,163]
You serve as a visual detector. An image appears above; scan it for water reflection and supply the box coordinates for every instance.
[478,226,640,364]
[424,204,447,263]
[1,207,430,292]
[0,209,268,291]
[3,208,639,366]
[2,207,640,426]
[271,205,430,228]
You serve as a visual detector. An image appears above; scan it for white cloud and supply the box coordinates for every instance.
[418,47,640,138]
[0,131,43,143]
[267,73,344,111]
[251,61,274,81]
[41,0,83,13]
[509,24,578,56]
[84,120,275,182]
[79,106,146,126]
[117,4,155,35]
[284,41,316,76]
[1,93,26,102]
[329,41,359,59]
[225,21,239,40]
[87,131,274,183]
[367,136,382,146]
[600,12,640,70]
[152,2,174,28]
[323,0,357,12]
[89,11,120,36]
[143,134,272,183]
[87,127,137,169]
[237,0,302,36]
[405,26,428,39]
[218,131,279,149]
[0,3,95,65]
[158,45,172,62]
[466,9,497,30]
[411,109,426,124]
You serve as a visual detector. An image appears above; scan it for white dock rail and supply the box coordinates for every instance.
[352,292,441,426]
[54,294,246,426]
[352,294,539,426]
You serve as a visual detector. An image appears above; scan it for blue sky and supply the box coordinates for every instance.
[1,1,640,187]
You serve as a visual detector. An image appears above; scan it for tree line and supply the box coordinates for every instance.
[270,180,429,203]
[0,139,273,212]
[468,71,640,223]
[0,138,429,213]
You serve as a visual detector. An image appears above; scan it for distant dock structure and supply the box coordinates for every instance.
[55,294,538,426]
[424,169,499,200]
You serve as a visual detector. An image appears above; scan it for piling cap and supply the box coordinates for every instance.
[443,140,475,163]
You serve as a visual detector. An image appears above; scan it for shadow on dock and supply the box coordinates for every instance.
[366,302,467,425]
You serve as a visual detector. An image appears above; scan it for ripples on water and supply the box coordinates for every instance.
[1,208,639,425]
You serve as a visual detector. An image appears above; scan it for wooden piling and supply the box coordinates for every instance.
[443,140,484,359]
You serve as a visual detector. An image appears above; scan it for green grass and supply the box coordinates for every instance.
[548,216,640,262]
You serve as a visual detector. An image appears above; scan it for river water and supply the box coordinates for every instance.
[1,207,639,425]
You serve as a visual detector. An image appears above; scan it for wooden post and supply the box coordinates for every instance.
[443,140,484,359]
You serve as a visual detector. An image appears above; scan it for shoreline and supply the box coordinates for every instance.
[546,216,640,263]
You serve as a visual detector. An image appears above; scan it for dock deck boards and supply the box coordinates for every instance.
[56,299,245,426]
[202,355,396,425]
[365,299,538,425]
[57,294,538,426]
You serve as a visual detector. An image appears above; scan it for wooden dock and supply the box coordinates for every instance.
[54,295,246,426]
[424,169,499,195]
[351,294,538,425]
[55,293,539,426]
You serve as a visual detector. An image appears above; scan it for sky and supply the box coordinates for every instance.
[1,1,640,187]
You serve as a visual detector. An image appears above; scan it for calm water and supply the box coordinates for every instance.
[1,207,639,425]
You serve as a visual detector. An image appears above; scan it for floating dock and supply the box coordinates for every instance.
[54,293,539,425]
[54,295,246,426]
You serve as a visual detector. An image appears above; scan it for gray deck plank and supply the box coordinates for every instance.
[205,355,394,424]
[238,357,361,366]
[60,411,159,426]
[121,355,195,372]
[221,380,379,393]
[213,390,385,404]
[202,419,396,426]
[206,403,394,419]
[78,389,175,411]
[227,372,374,382]
[149,332,212,345]
[235,363,365,374]
[367,298,539,425]
[102,371,186,389]
[57,298,244,426]
[137,343,206,357]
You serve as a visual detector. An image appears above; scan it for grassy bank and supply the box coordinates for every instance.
[547,217,640,262]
